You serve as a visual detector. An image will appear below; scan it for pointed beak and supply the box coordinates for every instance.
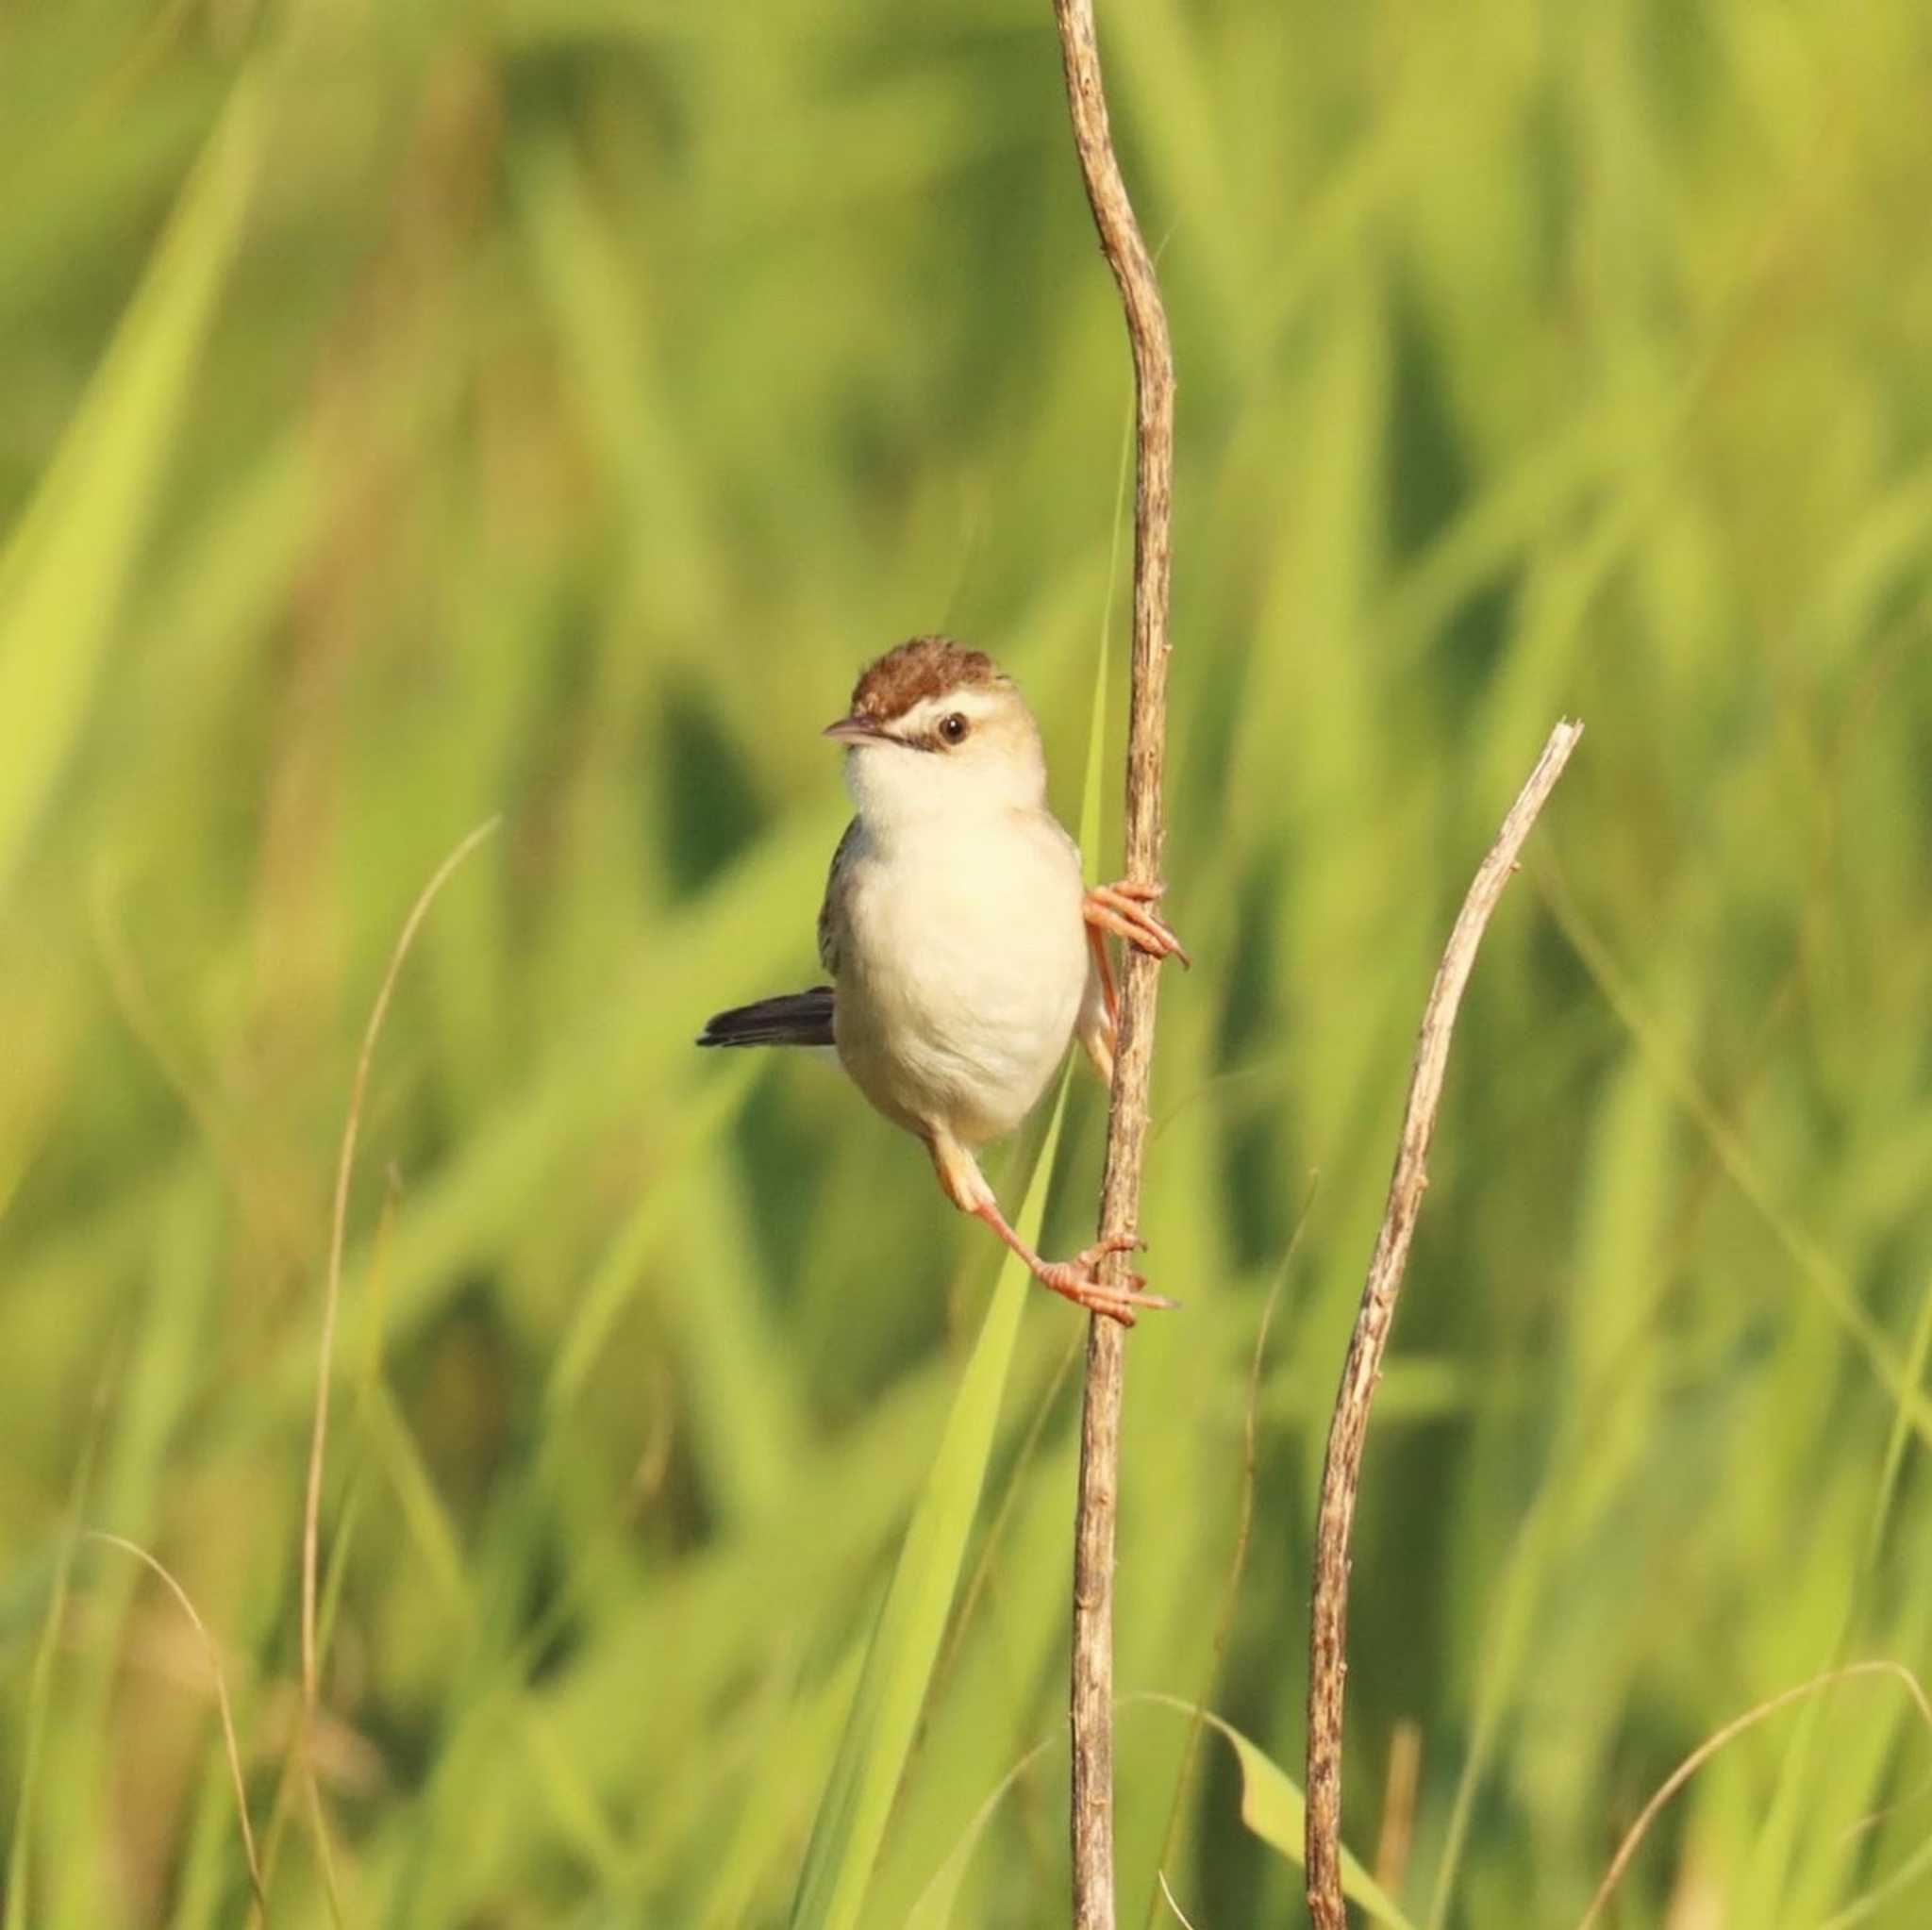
[823,715,893,747]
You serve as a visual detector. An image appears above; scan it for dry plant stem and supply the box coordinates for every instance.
[1304,721,1583,1930]
[299,820,499,1728]
[1050,0,1177,1924]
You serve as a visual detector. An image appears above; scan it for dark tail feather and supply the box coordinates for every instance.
[697,987,836,1049]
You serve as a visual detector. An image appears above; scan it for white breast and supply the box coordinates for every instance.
[831,809,1087,1148]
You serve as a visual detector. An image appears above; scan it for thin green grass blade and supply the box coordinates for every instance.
[787,1075,1072,1930]
[1133,1696,1417,1930]
[1739,1265,1932,1922]
[1539,860,1932,1447]
[691,1647,867,1928]
[0,74,261,901]
[903,1738,1058,1930]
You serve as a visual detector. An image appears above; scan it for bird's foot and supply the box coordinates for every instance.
[1031,1231,1179,1328]
[1084,880,1191,968]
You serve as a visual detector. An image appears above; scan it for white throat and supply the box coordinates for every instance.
[841,698,1049,841]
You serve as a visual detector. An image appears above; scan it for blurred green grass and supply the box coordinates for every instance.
[5,0,1932,1924]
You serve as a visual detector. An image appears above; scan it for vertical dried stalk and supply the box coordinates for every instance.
[1305,722,1582,1929]
[1049,2,1176,1925]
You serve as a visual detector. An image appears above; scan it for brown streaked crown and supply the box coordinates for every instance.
[848,636,1007,724]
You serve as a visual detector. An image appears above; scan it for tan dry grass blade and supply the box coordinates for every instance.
[296,819,501,1879]
[83,1532,266,1923]
[1574,1661,1932,1930]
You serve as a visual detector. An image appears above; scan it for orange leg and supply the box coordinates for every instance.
[1083,879,1191,968]
[924,1127,1176,1327]
[1086,920,1120,1030]
[970,1202,1174,1327]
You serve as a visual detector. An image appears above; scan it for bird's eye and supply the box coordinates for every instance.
[938,712,970,746]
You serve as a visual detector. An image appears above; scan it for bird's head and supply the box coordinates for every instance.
[824,636,1048,825]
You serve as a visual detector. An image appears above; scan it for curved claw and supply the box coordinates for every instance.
[1037,1235,1179,1326]
[966,1194,1176,1328]
[1084,881,1192,970]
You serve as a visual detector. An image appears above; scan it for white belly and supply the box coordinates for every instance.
[833,812,1087,1147]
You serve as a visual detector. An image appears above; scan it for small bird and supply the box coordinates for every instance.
[697,636,1187,1324]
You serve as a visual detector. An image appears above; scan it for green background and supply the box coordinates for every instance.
[5,1,1932,1924]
